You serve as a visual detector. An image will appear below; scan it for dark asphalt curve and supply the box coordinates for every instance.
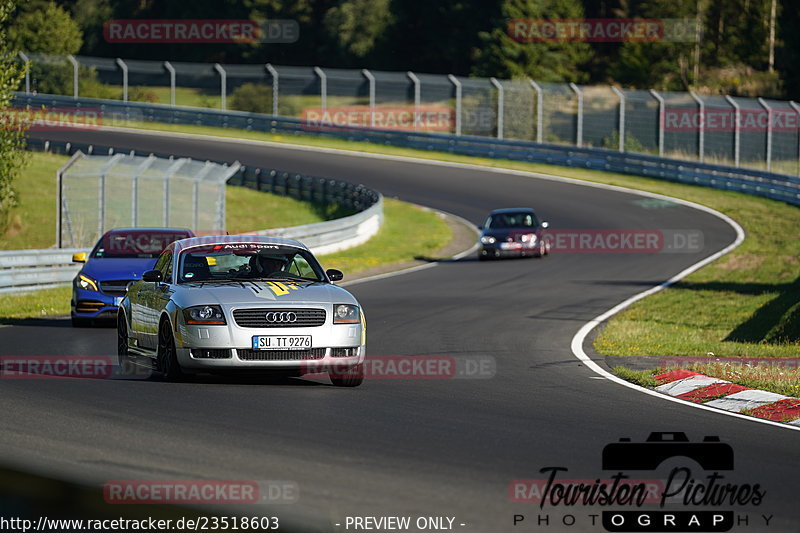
[1,128,797,532]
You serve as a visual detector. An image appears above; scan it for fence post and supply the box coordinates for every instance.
[265,64,279,116]
[650,89,665,157]
[314,66,327,113]
[569,82,583,147]
[689,91,704,162]
[192,162,215,232]
[724,95,741,167]
[163,159,188,226]
[213,63,227,111]
[56,151,84,248]
[529,80,543,143]
[18,52,30,93]
[115,58,128,102]
[758,97,773,171]
[490,78,504,139]
[790,101,800,175]
[362,69,376,127]
[407,71,421,131]
[447,74,462,136]
[66,54,79,98]
[131,155,156,227]
[163,61,176,106]
[610,86,625,152]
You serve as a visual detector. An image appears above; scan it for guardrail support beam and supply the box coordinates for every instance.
[362,69,376,128]
[725,95,741,167]
[610,86,625,152]
[115,58,128,102]
[266,64,279,116]
[758,97,773,171]
[650,89,665,157]
[447,75,462,136]
[66,55,79,98]
[163,61,176,106]
[407,71,420,132]
[569,83,583,147]
[213,63,227,111]
[529,80,543,143]
[689,91,705,163]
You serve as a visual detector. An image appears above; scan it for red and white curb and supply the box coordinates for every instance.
[655,369,800,426]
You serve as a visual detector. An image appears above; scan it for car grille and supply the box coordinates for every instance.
[191,349,232,359]
[99,280,132,296]
[237,348,326,361]
[331,347,359,358]
[232,308,326,328]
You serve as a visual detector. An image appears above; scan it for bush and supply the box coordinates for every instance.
[230,83,273,114]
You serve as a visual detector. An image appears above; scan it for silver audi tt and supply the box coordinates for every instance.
[117,235,366,386]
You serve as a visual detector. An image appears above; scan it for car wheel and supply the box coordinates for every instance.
[117,313,136,376]
[71,314,91,327]
[328,363,364,387]
[157,320,183,381]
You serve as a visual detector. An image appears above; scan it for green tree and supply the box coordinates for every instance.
[8,1,82,55]
[0,0,30,233]
[323,0,393,58]
[472,0,592,82]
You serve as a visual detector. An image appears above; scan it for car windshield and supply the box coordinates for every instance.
[485,212,537,229]
[91,230,191,259]
[177,243,326,283]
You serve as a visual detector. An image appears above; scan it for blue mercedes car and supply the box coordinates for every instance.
[71,228,194,326]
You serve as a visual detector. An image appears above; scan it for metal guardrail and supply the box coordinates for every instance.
[3,136,382,294]
[13,93,800,207]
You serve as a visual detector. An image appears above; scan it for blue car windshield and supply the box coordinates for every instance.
[485,213,537,229]
[92,230,191,259]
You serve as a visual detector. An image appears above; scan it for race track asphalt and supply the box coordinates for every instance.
[0,128,796,532]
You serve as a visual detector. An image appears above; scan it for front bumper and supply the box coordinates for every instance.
[71,287,123,318]
[174,320,365,371]
[479,243,538,258]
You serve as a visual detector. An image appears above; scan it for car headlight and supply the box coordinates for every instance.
[334,304,360,324]
[480,236,496,244]
[183,305,226,325]
[76,274,98,292]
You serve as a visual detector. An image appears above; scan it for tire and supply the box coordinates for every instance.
[117,313,136,377]
[157,320,183,381]
[328,363,364,387]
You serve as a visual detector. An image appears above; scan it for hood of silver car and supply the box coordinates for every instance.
[174,280,356,305]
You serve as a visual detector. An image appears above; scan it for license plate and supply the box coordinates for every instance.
[252,335,312,350]
[114,297,123,306]
[500,242,521,250]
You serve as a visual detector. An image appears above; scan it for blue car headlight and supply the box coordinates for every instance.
[75,273,99,292]
[480,236,496,245]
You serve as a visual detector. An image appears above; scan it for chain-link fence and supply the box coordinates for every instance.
[17,53,800,176]
[58,152,238,248]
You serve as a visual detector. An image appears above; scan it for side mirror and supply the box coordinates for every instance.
[72,252,87,263]
[541,221,549,229]
[326,269,344,282]
[142,270,163,283]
